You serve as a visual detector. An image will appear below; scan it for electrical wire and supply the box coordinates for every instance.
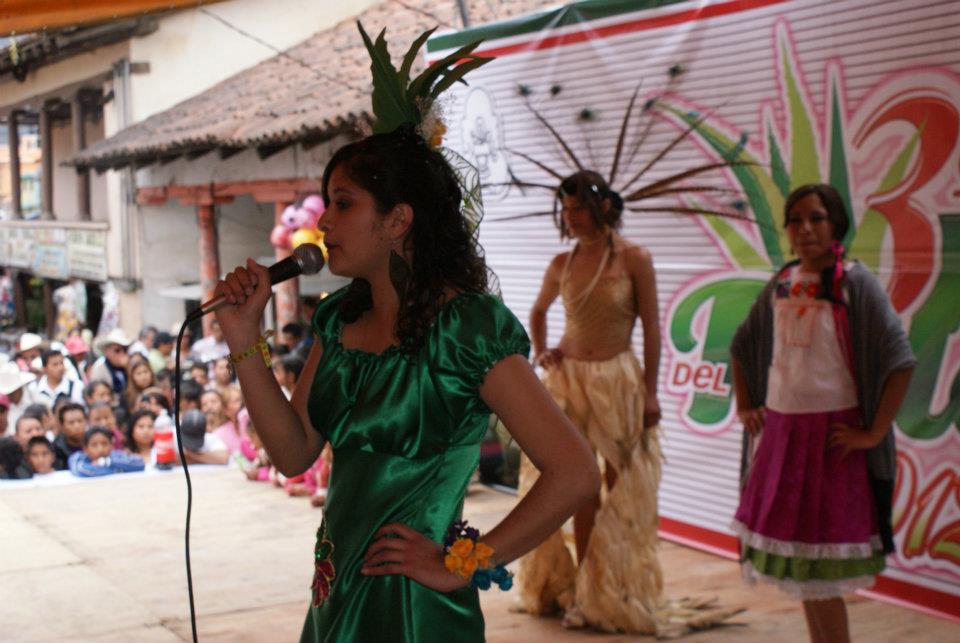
[197,7,368,95]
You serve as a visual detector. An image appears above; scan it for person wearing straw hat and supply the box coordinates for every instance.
[0,394,11,436]
[89,328,133,400]
[16,332,44,375]
[0,360,40,431]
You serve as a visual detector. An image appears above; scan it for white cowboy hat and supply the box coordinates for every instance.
[94,328,133,353]
[18,332,43,353]
[0,362,37,395]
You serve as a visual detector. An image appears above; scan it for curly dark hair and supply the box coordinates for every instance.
[553,170,625,240]
[321,125,489,351]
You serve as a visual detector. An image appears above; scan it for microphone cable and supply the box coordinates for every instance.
[172,319,200,643]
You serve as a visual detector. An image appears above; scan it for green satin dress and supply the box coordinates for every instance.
[300,286,530,643]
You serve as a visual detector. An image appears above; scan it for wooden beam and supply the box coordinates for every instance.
[136,186,167,206]
[1,0,229,36]
[168,184,233,207]
[215,178,320,204]
[137,179,320,207]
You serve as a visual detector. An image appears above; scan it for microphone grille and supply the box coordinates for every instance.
[293,243,325,275]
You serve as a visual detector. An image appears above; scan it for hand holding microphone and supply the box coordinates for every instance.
[206,243,325,348]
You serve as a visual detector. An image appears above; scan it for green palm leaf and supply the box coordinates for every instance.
[399,26,437,88]
[358,22,414,134]
[430,56,492,99]
[408,40,482,102]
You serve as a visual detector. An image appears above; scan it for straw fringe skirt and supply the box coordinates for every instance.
[517,352,665,633]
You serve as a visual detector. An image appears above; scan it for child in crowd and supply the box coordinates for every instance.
[272,354,304,400]
[25,436,56,476]
[33,348,84,407]
[138,388,174,439]
[68,426,145,477]
[124,409,156,464]
[125,354,156,411]
[201,387,245,455]
[730,184,915,643]
[137,388,171,416]
[312,444,333,508]
[155,368,174,402]
[282,447,332,508]
[189,362,210,390]
[21,404,56,441]
[178,409,228,465]
[51,396,74,436]
[200,389,228,431]
[53,403,88,470]
[211,357,235,398]
[0,436,31,479]
[82,380,114,408]
[178,380,203,415]
[88,401,124,451]
[219,385,246,451]
[235,413,272,482]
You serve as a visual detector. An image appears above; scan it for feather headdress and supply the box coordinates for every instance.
[498,73,756,227]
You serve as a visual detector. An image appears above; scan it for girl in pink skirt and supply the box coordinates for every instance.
[730,184,915,643]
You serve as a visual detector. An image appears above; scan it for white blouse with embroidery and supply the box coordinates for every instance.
[766,267,858,414]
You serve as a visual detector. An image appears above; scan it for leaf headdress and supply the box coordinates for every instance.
[358,22,493,233]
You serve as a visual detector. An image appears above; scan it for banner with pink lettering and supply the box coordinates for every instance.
[432,0,960,619]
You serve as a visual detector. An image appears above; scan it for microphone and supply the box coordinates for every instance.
[187,243,325,321]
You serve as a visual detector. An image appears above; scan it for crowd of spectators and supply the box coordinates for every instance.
[0,319,327,505]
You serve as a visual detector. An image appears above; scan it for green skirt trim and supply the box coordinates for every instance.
[742,545,885,582]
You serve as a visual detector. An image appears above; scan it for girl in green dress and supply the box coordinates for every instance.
[212,31,601,642]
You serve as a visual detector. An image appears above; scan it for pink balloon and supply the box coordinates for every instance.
[305,208,323,230]
[294,207,314,228]
[301,194,325,216]
[270,224,292,249]
[281,204,308,230]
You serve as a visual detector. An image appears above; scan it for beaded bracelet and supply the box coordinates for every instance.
[442,519,513,591]
[228,330,274,370]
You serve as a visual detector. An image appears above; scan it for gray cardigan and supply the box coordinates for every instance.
[730,261,916,549]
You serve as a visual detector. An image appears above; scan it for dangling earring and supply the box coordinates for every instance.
[389,242,411,296]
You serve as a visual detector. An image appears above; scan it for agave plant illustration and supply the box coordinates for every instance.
[662,23,956,437]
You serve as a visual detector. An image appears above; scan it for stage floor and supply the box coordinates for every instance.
[0,466,953,642]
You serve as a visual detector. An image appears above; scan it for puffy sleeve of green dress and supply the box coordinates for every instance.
[300,286,531,643]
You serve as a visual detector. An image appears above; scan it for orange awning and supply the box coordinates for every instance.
[1,0,228,36]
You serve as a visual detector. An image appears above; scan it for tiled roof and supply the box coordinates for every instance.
[71,0,556,170]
